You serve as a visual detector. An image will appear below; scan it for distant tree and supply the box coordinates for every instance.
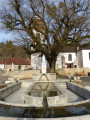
[0,42,5,60]
[4,41,15,57]
[0,41,27,59]
[0,0,90,72]
[14,45,28,58]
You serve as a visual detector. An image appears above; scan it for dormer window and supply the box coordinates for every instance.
[68,54,72,61]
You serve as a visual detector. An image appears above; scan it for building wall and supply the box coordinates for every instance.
[31,52,77,69]
[0,64,4,70]
[82,50,90,68]
[5,64,31,71]
[31,50,90,69]
[77,50,90,68]
[31,53,42,69]
[56,52,76,69]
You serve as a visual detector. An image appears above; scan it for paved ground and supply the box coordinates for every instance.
[5,79,33,103]
[80,76,90,84]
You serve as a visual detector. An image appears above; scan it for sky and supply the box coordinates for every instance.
[0,0,16,43]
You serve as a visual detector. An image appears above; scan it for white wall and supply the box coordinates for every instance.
[82,50,90,68]
[31,53,42,69]
[0,64,4,70]
[56,52,76,69]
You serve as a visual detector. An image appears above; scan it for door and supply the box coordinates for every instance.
[67,64,71,68]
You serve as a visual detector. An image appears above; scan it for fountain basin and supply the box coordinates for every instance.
[0,82,90,118]
[21,82,68,106]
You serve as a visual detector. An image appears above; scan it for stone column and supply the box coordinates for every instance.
[42,55,46,73]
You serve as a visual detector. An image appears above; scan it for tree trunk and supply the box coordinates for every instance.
[48,60,56,73]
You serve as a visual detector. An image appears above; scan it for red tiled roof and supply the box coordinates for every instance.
[4,57,31,65]
[0,61,4,64]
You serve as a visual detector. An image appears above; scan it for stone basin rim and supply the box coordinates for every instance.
[0,99,90,108]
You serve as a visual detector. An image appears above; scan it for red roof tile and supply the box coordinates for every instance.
[0,61,4,64]
[5,57,31,65]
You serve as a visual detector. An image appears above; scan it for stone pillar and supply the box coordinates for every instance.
[42,55,46,73]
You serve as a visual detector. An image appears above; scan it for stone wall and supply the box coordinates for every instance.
[5,65,31,71]
[67,82,90,99]
[22,94,43,107]
[56,68,90,76]
[47,94,68,106]
[32,73,56,81]
[6,70,40,80]
[0,82,21,99]
[0,96,90,117]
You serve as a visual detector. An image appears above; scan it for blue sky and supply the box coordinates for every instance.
[0,0,14,43]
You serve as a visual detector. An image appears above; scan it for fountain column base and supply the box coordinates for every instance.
[42,63,47,74]
[32,73,56,81]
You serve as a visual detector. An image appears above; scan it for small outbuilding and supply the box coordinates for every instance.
[4,57,31,71]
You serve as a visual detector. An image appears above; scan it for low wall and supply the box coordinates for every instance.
[56,68,90,76]
[0,82,22,99]
[47,94,68,106]
[0,99,90,118]
[67,82,90,99]
[21,83,43,106]
[32,73,56,81]
[47,82,68,106]
[22,95,43,107]
[6,70,40,80]
[21,83,43,107]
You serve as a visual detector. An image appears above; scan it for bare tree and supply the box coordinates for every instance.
[0,0,90,72]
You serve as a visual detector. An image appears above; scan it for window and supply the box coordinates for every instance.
[89,52,90,60]
[68,54,72,61]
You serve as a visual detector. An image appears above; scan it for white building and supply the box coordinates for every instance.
[31,46,90,69]
[0,61,4,70]
[56,52,77,69]
[77,48,90,68]
[31,53,42,69]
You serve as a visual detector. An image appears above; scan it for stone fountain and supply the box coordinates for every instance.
[0,55,90,118]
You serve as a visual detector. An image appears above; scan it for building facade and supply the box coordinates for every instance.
[4,57,31,71]
[77,49,90,68]
[31,46,90,69]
